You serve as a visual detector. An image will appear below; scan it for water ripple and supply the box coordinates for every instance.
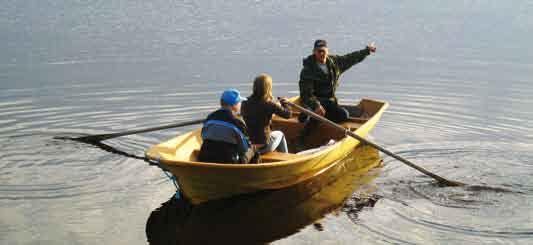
[1,79,532,244]
[350,141,533,243]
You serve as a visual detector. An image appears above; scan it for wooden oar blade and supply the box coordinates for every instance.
[53,134,112,144]
[436,179,465,187]
[54,118,204,144]
[66,134,111,143]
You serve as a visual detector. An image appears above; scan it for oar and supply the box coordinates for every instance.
[286,101,465,187]
[62,118,204,144]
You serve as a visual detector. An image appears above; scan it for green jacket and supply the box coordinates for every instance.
[299,47,371,110]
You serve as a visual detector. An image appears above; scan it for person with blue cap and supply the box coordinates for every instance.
[197,89,259,164]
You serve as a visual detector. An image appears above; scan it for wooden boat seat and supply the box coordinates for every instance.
[341,120,364,130]
[348,117,369,123]
[261,151,299,162]
[190,149,297,163]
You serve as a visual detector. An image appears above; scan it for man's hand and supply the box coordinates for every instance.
[315,105,326,116]
[367,42,377,53]
[279,97,289,106]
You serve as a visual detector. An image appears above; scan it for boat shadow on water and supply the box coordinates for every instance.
[145,145,383,244]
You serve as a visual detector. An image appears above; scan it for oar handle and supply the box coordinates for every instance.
[286,101,464,187]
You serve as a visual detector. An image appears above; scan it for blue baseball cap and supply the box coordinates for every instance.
[220,89,246,106]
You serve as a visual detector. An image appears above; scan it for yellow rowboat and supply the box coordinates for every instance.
[146,145,382,244]
[145,97,388,204]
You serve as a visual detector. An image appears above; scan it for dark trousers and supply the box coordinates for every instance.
[298,99,349,145]
[322,100,350,123]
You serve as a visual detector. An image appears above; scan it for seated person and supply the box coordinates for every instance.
[241,74,292,154]
[197,89,258,164]
[297,39,376,147]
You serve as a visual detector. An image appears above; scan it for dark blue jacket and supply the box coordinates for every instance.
[197,108,255,164]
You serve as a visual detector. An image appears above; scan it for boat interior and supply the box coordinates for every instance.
[263,98,379,162]
[149,98,385,164]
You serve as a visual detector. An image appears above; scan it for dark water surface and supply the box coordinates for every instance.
[1,1,532,244]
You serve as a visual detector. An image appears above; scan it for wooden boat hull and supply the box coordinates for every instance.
[146,97,388,204]
[146,145,382,244]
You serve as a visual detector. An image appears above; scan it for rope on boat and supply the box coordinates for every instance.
[162,170,181,200]
[151,156,181,200]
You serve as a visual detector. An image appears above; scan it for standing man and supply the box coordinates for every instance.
[298,39,377,145]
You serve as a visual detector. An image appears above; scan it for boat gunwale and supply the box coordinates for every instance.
[146,98,389,169]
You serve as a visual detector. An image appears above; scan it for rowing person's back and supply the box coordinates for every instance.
[198,89,259,164]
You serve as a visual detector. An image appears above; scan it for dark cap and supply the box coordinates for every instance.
[314,39,327,49]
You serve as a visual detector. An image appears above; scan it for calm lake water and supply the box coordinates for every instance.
[1,1,533,244]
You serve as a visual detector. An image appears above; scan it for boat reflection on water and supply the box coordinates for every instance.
[146,145,382,244]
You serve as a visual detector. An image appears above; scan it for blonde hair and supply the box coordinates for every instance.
[251,74,273,102]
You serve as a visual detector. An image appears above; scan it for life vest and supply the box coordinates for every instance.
[201,119,250,152]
